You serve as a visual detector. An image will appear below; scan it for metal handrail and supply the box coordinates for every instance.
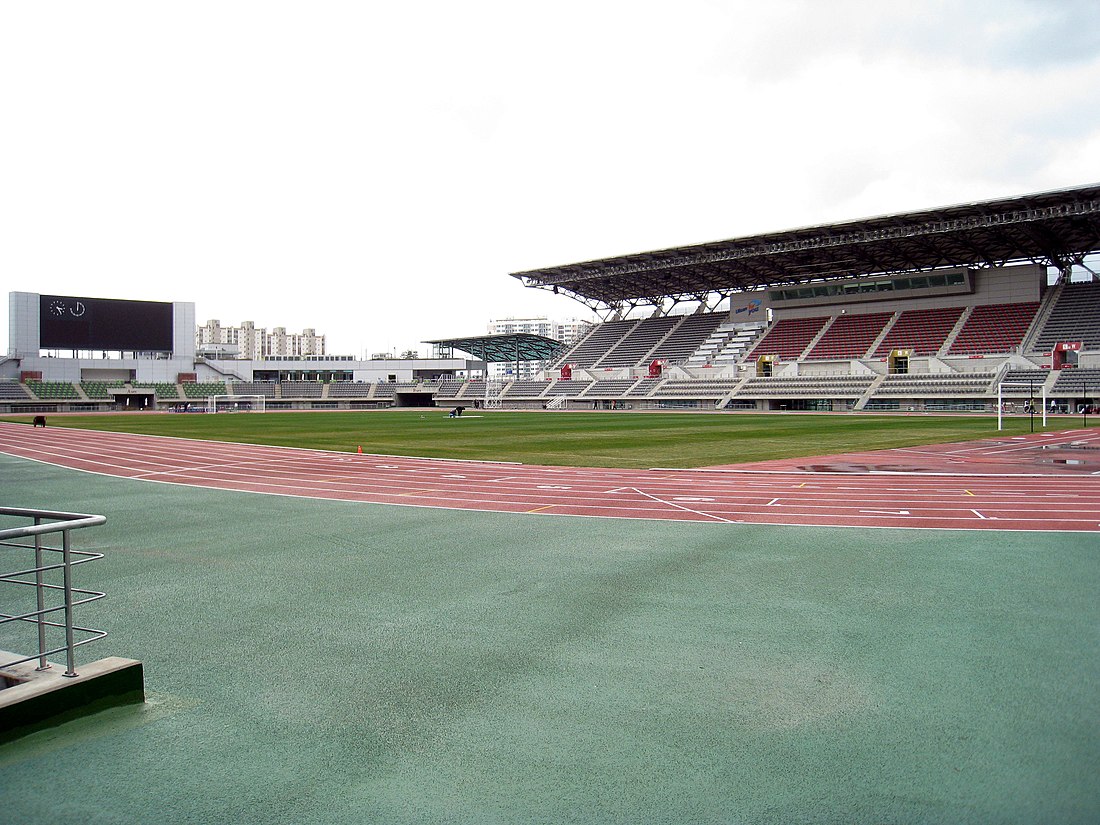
[0,507,106,678]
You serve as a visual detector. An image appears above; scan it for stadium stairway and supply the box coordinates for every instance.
[711,323,767,367]
[687,322,737,367]
[636,315,690,365]
[800,318,833,359]
[715,374,753,408]
[589,318,648,369]
[1023,283,1063,353]
[852,375,888,410]
[936,306,973,356]
[553,320,630,369]
[864,313,899,357]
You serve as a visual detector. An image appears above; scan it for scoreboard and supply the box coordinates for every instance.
[39,294,174,351]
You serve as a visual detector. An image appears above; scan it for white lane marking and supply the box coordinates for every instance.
[627,487,734,524]
[859,509,911,516]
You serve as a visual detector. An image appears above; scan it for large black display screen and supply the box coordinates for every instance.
[39,295,174,351]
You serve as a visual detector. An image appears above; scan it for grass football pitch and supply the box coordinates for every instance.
[1,409,1065,468]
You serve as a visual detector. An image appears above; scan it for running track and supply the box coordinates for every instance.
[2,422,1100,532]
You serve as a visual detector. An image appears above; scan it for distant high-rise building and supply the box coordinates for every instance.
[196,320,325,359]
[486,317,591,379]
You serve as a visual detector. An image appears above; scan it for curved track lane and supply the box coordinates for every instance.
[2,422,1099,531]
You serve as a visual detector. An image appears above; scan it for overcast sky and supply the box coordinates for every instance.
[3,1,1099,357]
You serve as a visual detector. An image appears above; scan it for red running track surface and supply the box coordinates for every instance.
[2,422,1099,532]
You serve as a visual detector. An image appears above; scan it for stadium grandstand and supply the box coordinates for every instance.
[4,183,1100,415]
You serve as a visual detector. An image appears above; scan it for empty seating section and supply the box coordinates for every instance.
[560,320,637,367]
[182,382,226,399]
[0,382,33,399]
[948,302,1038,354]
[645,313,724,364]
[873,373,995,396]
[1051,368,1100,394]
[503,381,551,398]
[133,382,182,399]
[596,316,678,367]
[873,306,964,356]
[463,381,487,400]
[646,314,726,364]
[749,317,828,360]
[738,376,874,397]
[586,379,638,396]
[1032,284,1100,351]
[371,382,397,398]
[546,380,591,396]
[999,369,1049,395]
[807,312,892,359]
[280,382,323,398]
[327,382,372,397]
[653,380,739,397]
[26,381,80,399]
[434,381,465,399]
[626,377,663,396]
[80,381,125,399]
[228,382,276,397]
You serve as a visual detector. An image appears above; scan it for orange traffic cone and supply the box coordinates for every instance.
[357,445,363,454]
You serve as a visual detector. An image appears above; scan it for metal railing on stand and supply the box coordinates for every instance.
[0,507,106,679]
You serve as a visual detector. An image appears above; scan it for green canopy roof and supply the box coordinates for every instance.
[424,333,565,363]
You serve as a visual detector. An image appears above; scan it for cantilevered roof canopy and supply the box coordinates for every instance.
[511,183,1100,311]
[425,333,565,363]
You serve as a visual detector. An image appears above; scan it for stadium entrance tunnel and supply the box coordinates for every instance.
[394,392,436,408]
[112,391,155,411]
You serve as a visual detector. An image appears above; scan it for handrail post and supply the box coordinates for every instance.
[34,516,49,671]
[1,507,107,677]
[62,528,77,677]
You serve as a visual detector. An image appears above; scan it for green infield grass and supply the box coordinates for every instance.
[0,409,1062,468]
